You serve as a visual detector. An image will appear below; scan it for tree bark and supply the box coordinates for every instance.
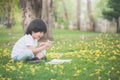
[20,0,53,39]
[61,0,69,21]
[5,0,12,29]
[19,0,42,32]
[41,0,53,40]
[117,17,120,33]
[77,0,81,30]
[87,0,95,31]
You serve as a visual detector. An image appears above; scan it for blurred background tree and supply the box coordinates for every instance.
[102,0,120,32]
[0,0,14,28]
[77,0,81,30]
[19,0,53,40]
[0,0,119,34]
[87,0,95,31]
[0,0,21,28]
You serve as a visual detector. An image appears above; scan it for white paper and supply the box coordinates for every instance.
[45,59,72,64]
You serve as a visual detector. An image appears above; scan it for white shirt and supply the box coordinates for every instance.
[11,34,38,58]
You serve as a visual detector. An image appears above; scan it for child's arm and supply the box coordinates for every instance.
[27,42,51,54]
[39,40,52,47]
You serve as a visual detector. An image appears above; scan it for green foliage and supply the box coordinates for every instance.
[94,0,108,18]
[0,0,22,24]
[13,1,22,24]
[102,0,120,20]
[57,18,69,29]
[0,0,6,15]
[0,25,120,80]
[53,0,77,28]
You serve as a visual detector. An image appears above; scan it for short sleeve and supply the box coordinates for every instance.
[24,35,37,47]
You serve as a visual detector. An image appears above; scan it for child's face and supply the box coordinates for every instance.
[32,31,44,40]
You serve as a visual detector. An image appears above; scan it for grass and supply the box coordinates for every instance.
[0,25,120,80]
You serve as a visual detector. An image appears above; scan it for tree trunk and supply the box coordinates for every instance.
[87,0,95,31]
[20,0,53,40]
[53,1,58,22]
[19,0,42,32]
[117,17,120,33]
[5,0,12,29]
[61,0,69,21]
[77,0,81,30]
[41,0,53,40]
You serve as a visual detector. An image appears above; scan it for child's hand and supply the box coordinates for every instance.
[45,40,52,48]
[39,42,46,46]
[39,40,52,49]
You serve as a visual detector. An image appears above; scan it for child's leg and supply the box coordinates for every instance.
[36,52,44,59]
[36,50,46,59]
[13,49,34,61]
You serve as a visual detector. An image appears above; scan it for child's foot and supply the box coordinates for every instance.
[26,57,45,63]
[41,56,47,61]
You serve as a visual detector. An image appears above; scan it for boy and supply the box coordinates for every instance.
[11,18,51,62]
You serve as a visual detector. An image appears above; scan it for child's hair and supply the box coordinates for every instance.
[26,18,47,35]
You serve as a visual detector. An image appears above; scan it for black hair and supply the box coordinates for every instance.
[25,19,47,35]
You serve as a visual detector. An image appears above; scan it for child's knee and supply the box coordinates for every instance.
[41,50,46,55]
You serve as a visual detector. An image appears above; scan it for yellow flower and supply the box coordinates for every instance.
[59,65,64,70]
[46,53,60,59]
[96,71,100,74]
[73,70,81,76]
[111,67,114,70]
[72,67,77,70]
[73,73,78,77]
[7,78,12,80]
[30,67,35,74]
[83,68,87,70]
[89,73,94,76]
[0,48,2,51]
[76,70,80,74]
[16,61,23,69]
[9,66,16,71]
[8,59,14,63]
[3,49,9,57]
[50,69,54,74]
[95,69,101,74]
[51,79,56,80]
[53,65,57,69]
[106,71,111,75]
[98,76,101,80]
[116,71,120,74]
[45,67,49,70]
[109,56,116,60]
[59,70,64,75]
[77,55,81,58]
[95,61,99,65]
[0,78,5,80]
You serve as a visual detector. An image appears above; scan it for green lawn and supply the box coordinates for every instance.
[0,25,120,80]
